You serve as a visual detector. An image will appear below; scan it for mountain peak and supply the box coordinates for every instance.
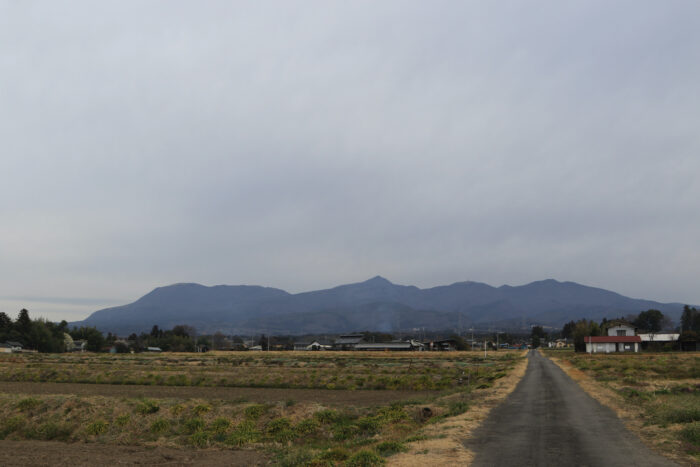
[364,275,392,285]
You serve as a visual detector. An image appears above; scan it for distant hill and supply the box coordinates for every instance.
[70,276,689,335]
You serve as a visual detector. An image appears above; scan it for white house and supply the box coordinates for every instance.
[607,324,636,337]
[585,336,641,353]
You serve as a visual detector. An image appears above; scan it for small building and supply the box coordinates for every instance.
[354,340,423,351]
[585,336,641,353]
[72,340,87,352]
[146,346,162,352]
[425,339,458,351]
[293,340,332,351]
[333,334,364,351]
[637,333,679,343]
[1,341,23,353]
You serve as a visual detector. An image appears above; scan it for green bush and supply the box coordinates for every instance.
[346,450,385,466]
[209,417,231,434]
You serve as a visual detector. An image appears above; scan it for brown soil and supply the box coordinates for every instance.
[0,381,436,406]
[0,440,268,466]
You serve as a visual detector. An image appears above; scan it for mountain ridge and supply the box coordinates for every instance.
[70,277,690,335]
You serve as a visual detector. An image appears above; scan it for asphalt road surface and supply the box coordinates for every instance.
[466,350,676,467]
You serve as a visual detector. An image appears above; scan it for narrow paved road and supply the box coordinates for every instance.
[466,351,675,466]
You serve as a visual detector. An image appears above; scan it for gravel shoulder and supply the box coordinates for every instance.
[465,350,676,466]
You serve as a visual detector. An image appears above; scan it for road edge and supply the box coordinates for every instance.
[544,351,690,466]
[388,350,529,467]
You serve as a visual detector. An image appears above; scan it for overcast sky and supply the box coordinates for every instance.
[1,1,699,322]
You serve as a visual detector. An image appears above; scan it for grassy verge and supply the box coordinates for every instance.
[544,350,700,465]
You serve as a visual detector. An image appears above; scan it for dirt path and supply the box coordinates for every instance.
[0,381,435,406]
[464,351,676,466]
[0,440,268,466]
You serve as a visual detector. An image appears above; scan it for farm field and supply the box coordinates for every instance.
[0,350,525,465]
[545,350,700,465]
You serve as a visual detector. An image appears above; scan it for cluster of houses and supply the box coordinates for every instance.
[291,334,460,352]
[585,322,681,353]
[0,341,23,353]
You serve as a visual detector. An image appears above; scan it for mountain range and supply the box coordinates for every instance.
[69,277,689,335]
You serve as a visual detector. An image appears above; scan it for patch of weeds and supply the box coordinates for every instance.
[346,450,385,466]
[170,404,185,416]
[375,440,408,456]
[150,418,169,434]
[244,403,269,420]
[294,418,319,437]
[85,420,109,436]
[226,420,260,447]
[266,417,294,442]
[26,421,72,441]
[285,399,296,407]
[680,422,700,446]
[209,417,231,434]
[447,401,470,417]
[0,415,25,439]
[278,447,315,467]
[663,408,700,424]
[316,447,350,462]
[193,404,211,415]
[115,414,131,427]
[356,416,382,435]
[136,399,160,414]
[189,430,210,448]
[16,397,41,412]
[314,409,342,424]
[404,434,428,443]
[182,417,205,434]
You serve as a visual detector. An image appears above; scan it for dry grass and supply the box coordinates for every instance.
[389,350,528,466]
[546,350,700,466]
[0,350,528,465]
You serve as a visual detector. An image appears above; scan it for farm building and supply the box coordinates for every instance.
[585,336,641,353]
[1,341,23,353]
[354,340,424,351]
[333,334,364,350]
[425,339,458,351]
[293,340,332,351]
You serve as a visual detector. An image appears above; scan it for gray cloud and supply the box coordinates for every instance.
[1,1,699,321]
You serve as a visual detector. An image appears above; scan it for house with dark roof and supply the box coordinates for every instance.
[333,334,364,351]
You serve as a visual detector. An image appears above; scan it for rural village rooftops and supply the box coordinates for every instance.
[585,336,641,343]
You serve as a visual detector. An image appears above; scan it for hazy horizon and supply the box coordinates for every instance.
[2,1,700,322]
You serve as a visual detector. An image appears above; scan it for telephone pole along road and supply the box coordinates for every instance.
[466,350,676,466]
